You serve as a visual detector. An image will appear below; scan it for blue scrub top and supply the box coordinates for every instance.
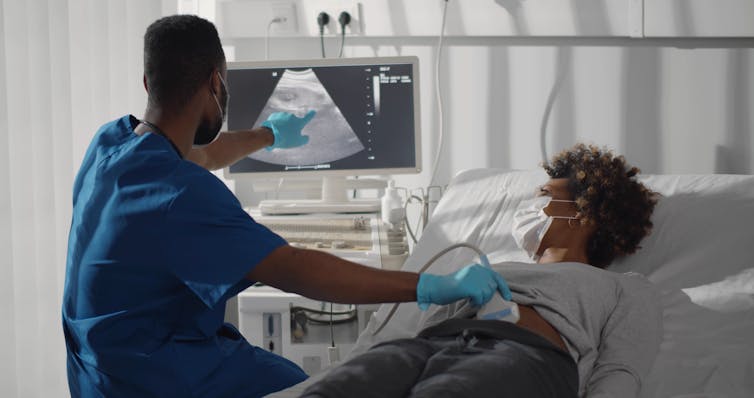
[63,115,307,397]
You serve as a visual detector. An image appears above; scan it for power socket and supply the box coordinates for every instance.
[270,1,298,34]
[313,1,364,35]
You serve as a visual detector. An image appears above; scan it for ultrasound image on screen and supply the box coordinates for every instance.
[250,69,364,165]
[226,62,416,174]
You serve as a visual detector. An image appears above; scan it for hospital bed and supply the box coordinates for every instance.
[270,169,754,397]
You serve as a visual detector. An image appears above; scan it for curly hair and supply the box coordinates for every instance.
[543,144,658,268]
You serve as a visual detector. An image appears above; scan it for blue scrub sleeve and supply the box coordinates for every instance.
[165,172,286,308]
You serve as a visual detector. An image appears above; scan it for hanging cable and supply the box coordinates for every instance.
[274,178,284,199]
[317,12,330,59]
[539,47,570,166]
[428,0,450,187]
[265,17,286,61]
[338,11,351,58]
[329,302,335,347]
[403,194,425,244]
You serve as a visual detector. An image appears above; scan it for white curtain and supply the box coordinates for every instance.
[0,1,173,396]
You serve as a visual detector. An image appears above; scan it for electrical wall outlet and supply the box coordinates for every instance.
[314,1,364,35]
[270,1,298,34]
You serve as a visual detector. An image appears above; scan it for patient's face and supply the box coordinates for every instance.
[536,178,585,256]
[537,179,576,213]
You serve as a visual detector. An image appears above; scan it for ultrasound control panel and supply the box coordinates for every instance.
[253,213,409,270]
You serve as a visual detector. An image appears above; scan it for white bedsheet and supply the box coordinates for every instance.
[644,289,754,398]
[273,169,754,397]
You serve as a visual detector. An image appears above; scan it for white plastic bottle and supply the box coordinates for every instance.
[381,180,403,227]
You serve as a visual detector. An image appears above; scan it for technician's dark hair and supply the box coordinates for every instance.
[543,143,658,268]
[144,15,225,109]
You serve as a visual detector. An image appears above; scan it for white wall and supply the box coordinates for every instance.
[221,34,754,205]
[190,0,754,206]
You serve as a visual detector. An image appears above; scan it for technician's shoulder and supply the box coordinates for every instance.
[73,116,138,192]
[168,161,243,213]
[89,115,137,154]
[78,115,131,161]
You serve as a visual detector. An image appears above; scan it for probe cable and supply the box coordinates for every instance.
[372,242,489,336]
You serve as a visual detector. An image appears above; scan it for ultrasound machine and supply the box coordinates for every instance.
[224,55,421,214]
[224,56,421,375]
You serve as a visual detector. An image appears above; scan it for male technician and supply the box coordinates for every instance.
[62,15,510,397]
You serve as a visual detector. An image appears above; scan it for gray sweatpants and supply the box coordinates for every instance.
[300,319,578,398]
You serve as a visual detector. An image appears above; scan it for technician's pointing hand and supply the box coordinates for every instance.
[263,110,316,151]
[416,264,512,310]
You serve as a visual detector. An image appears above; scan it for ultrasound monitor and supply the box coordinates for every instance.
[223,56,421,214]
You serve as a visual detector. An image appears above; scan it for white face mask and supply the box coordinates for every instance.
[511,196,578,261]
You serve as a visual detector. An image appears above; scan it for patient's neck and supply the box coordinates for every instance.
[538,247,590,265]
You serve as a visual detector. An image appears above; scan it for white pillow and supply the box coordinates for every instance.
[609,174,754,291]
[420,170,754,292]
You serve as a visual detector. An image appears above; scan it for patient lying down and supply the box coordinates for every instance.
[300,144,662,398]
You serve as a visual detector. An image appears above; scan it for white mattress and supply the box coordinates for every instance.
[272,169,754,397]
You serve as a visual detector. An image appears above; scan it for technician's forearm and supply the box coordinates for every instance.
[248,246,419,304]
[187,128,274,170]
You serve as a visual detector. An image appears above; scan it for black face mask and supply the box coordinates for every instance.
[193,73,228,146]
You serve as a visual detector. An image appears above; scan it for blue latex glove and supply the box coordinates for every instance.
[263,110,316,151]
[416,264,512,311]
